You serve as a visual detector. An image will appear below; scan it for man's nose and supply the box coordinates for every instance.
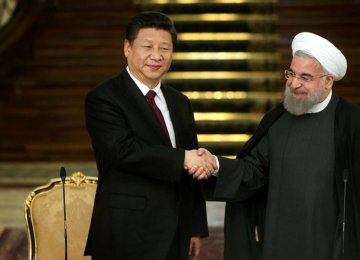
[287,77,302,88]
[150,48,162,60]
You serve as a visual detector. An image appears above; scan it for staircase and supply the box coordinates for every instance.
[135,0,282,157]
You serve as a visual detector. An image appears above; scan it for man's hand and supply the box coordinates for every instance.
[189,236,201,260]
[184,149,217,180]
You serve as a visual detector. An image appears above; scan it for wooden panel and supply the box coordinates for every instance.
[0,0,139,161]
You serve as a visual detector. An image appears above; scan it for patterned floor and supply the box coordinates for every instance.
[0,228,27,260]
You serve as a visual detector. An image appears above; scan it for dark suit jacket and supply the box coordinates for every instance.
[84,69,208,260]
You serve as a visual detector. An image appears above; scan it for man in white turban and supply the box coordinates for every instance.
[198,32,360,260]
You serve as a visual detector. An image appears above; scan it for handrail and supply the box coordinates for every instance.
[0,0,46,54]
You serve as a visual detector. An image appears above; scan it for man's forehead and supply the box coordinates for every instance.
[291,55,322,73]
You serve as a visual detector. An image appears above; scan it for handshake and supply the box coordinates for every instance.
[184,148,217,180]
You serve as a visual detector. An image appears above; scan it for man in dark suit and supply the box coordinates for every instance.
[84,12,215,260]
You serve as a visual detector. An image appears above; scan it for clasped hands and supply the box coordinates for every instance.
[184,148,217,180]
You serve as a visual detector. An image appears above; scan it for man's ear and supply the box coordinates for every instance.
[124,40,131,58]
[325,75,334,90]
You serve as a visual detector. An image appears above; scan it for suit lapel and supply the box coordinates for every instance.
[162,86,184,148]
[122,71,171,145]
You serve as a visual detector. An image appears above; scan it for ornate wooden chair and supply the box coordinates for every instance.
[24,172,97,260]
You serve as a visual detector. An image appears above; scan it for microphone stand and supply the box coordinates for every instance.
[342,169,349,260]
[60,167,68,260]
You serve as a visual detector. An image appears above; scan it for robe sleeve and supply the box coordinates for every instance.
[214,135,269,201]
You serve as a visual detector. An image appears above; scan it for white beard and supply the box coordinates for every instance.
[283,82,326,115]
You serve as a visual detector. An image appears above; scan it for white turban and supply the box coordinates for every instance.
[291,32,347,81]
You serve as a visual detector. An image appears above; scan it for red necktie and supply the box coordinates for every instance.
[145,90,170,140]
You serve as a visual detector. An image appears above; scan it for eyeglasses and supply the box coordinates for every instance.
[284,69,329,83]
